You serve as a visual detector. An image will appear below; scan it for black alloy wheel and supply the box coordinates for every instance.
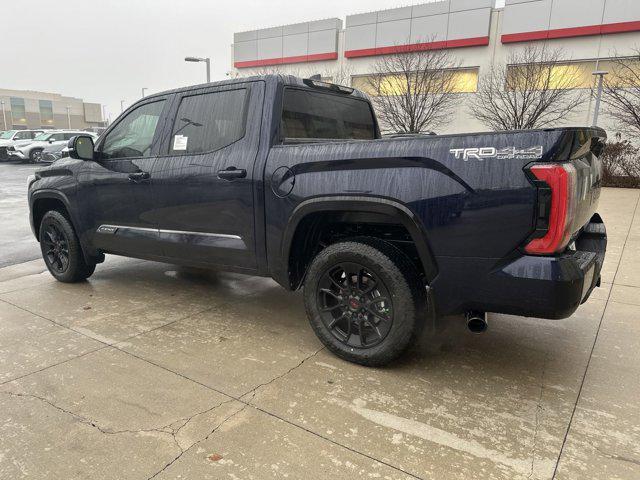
[317,262,393,348]
[42,222,70,274]
[39,210,96,283]
[304,237,427,367]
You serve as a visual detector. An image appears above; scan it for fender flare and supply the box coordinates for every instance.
[280,195,438,288]
[29,189,75,235]
[29,189,98,264]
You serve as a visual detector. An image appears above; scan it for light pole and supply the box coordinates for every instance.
[184,56,211,83]
[592,70,609,127]
[66,106,71,129]
[141,87,148,98]
[1,100,6,130]
[120,100,125,113]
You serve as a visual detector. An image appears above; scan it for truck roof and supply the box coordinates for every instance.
[143,74,370,102]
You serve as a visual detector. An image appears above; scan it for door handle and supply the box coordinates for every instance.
[218,167,247,180]
[128,171,150,183]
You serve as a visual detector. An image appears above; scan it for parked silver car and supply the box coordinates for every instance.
[9,130,97,163]
[0,129,45,161]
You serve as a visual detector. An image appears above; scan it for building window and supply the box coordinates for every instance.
[39,100,54,126]
[506,62,593,90]
[505,59,640,90]
[10,97,26,126]
[351,68,479,96]
[597,58,640,88]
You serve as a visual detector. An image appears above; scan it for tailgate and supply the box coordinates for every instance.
[566,128,606,237]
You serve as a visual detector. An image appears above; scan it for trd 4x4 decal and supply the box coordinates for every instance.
[450,146,544,161]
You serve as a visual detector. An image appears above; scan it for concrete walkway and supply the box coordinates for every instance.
[0,188,638,479]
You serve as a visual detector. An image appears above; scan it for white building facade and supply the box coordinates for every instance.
[231,0,640,135]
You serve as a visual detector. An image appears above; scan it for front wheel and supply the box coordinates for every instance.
[304,237,427,367]
[29,149,43,163]
[39,210,96,283]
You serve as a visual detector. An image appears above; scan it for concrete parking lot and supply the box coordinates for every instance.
[0,163,638,478]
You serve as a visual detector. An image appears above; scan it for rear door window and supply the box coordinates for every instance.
[169,89,247,155]
[281,89,376,140]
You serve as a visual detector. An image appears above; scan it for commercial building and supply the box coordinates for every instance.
[0,88,105,131]
[231,0,640,135]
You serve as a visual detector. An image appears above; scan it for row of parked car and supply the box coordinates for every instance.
[0,129,99,164]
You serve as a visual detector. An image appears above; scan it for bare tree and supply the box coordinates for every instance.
[471,44,586,130]
[364,46,462,133]
[602,48,640,139]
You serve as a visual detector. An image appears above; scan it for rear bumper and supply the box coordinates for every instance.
[432,214,607,320]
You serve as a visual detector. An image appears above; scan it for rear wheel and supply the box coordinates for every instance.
[39,210,96,283]
[304,237,426,366]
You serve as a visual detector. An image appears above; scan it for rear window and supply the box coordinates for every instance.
[281,89,376,141]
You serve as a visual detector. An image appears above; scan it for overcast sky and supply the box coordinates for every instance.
[3,0,503,122]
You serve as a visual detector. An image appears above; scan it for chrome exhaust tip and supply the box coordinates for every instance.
[466,311,487,334]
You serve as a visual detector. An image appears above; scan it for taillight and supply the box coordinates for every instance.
[525,163,578,255]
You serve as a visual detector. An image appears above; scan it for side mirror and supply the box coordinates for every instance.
[68,135,95,161]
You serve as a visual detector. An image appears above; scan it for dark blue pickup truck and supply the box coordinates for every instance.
[28,75,606,366]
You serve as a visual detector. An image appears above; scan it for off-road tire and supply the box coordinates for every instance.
[39,210,96,283]
[304,237,427,367]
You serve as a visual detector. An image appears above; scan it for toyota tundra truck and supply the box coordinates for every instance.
[27,75,607,366]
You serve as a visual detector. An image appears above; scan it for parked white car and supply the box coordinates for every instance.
[9,130,97,162]
[0,129,45,161]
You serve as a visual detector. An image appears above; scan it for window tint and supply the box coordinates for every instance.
[63,133,77,140]
[101,100,165,159]
[281,89,376,140]
[169,89,247,155]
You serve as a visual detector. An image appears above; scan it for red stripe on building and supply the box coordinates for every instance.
[502,21,640,43]
[344,36,489,58]
[234,52,338,68]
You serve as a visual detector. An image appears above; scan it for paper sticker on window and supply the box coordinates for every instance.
[173,135,188,151]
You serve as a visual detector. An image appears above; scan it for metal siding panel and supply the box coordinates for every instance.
[257,26,284,39]
[234,30,257,43]
[603,0,640,24]
[448,8,491,40]
[502,0,551,35]
[309,18,342,32]
[410,14,449,44]
[346,12,378,27]
[283,33,308,57]
[345,24,377,51]
[449,0,492,12]
[549,0,605,30]
[257,36,282,60]
[505,0,539,4]
[234,41,257,62]
[377,6,413,22]
[376,18,411,48]
[412,1,450,17]
[308,29,337,55]
[283,22,309,35]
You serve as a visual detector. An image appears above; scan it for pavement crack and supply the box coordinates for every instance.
[240,346,324,401]
[146,400,247,480]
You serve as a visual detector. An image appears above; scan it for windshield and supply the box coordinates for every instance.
[33,133,52,141]
[0,131,16,139]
